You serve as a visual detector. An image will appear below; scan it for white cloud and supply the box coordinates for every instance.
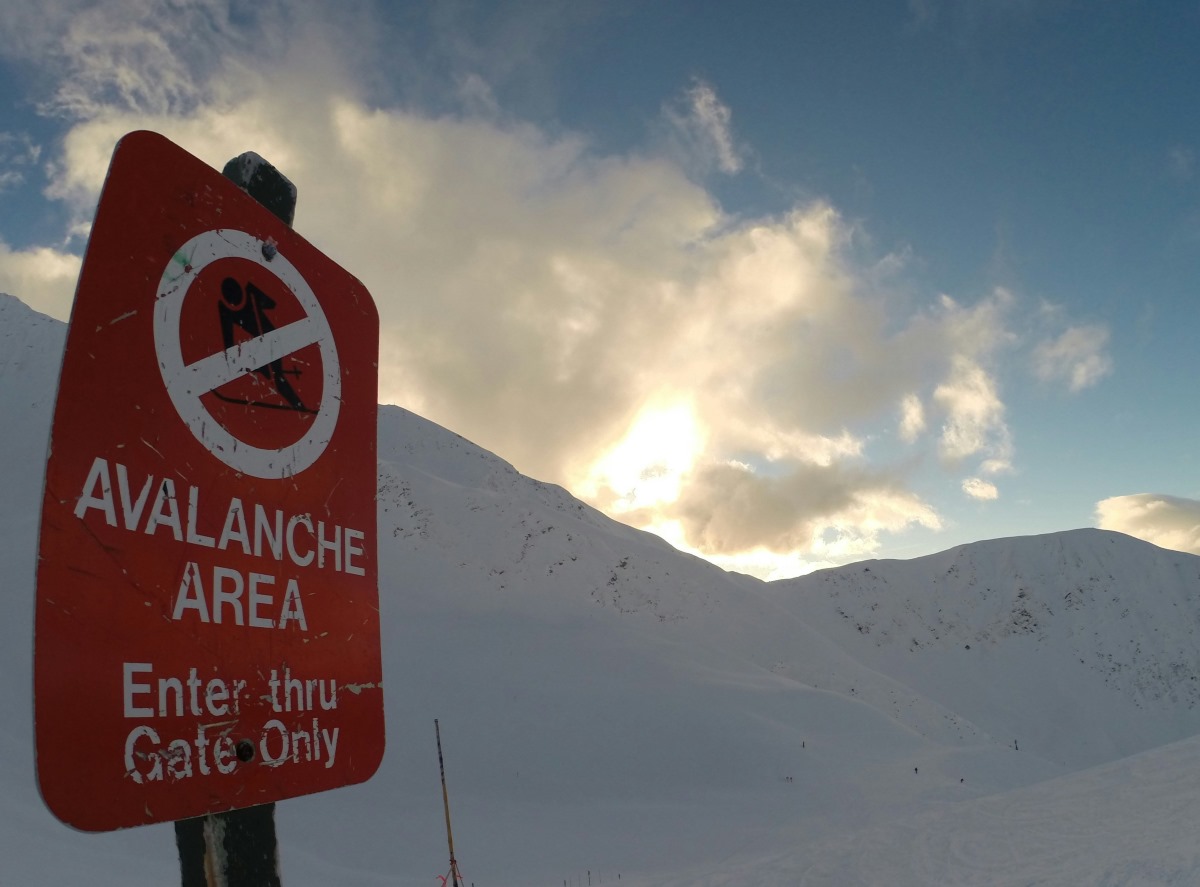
[979,457,1013,475]
[3,0,295,120]
[663,79,745,176]
[0,132,40,191]
[962,476,999,500]
[937,288,1017,356]
[1095,494,1200,556]
[1032,324,1112,392]
[933,355,1011,464]
[918,289,1017,477]
[0,242,80,320]
[899,393,925,442]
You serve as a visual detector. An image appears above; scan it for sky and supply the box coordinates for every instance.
[0,0,1198,579]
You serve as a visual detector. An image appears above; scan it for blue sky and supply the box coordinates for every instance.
[1,0,1199,578]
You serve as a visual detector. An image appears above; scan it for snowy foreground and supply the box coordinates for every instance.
[4,290,1200,885]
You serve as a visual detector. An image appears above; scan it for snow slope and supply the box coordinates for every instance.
[777,530,1200,770]
[645,733,1200,887]
[4,291,1200,886]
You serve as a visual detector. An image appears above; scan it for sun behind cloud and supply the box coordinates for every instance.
[581,400,705,514]
[0,1,1118,579]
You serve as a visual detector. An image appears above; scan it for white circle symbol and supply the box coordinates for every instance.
[154,229,341,479]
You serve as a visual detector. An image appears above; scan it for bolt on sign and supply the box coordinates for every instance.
[34,131,384,832]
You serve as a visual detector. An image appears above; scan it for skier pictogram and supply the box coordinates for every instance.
[216,276,311,413]
[155,228,343,480]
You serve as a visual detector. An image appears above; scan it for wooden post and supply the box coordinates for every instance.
[173,151,297,887]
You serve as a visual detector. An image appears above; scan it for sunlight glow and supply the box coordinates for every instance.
[582,401,704,513]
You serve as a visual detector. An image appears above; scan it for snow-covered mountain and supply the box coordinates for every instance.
[4,291,1200,885]
[779,529,1200,770]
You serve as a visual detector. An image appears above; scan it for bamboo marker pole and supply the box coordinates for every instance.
[435,720,464,887]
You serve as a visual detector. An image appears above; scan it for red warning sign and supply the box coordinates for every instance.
[34,131,384,832]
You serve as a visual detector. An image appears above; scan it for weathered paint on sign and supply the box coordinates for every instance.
[34,131,384,832]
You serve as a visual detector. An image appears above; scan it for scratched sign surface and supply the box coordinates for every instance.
[34,131,384,832]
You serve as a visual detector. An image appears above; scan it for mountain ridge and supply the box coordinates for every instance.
[781,527,1200,768]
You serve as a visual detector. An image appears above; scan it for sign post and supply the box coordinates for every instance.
[33,131,385,861]
[172,150,304,887]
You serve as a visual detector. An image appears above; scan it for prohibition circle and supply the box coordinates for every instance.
[154,229,341,479]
